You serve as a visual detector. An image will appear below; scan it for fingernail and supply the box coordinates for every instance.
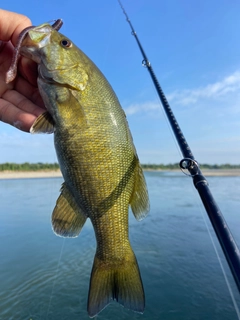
[13,120,23,130]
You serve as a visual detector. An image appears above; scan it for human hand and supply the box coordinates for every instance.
[0,9,45,132]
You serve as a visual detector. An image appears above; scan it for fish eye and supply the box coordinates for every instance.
[60,39,72,48]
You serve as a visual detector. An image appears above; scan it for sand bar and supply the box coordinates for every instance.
[200,169,240,176]
[0,169,240,180]
[0,170,62,180]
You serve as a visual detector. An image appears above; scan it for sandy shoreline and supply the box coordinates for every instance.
[0,170,63,180]
[0,169,240,180]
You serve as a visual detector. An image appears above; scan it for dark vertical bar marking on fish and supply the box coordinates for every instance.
[96,155,138,216]
[118,0,240,293]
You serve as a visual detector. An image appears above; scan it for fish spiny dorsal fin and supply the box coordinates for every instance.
[52,183,87,237]
[30,111,55,134]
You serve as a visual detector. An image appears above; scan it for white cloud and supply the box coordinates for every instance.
[124,101,160,115]
[167,71,240,106]
[124,70,240,114]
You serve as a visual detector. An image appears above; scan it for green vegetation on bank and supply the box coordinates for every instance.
[0,162,60,171]
[0,162,240,172]
[141,163,240,170]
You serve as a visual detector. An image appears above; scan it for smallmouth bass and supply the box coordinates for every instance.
[8,20,150,317]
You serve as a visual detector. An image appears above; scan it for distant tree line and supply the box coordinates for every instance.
[0,162,240,171]
[141,163,240,170]
[0,162,60,171]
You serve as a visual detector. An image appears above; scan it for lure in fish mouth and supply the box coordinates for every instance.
[6,19,63,83]
[6,19,150,318]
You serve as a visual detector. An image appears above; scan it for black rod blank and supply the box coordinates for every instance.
[118,0,240,293]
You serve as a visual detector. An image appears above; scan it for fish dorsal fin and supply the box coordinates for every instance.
[30,111,54,134]
[52,182,87,237]
[130,162,150,221]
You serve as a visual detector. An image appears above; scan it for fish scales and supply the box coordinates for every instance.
[9,21,150,317]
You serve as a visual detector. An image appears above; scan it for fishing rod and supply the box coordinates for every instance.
[118,0,240,293]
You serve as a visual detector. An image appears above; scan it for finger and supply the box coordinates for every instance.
[18,56,39,87]
[1,89,45,132]
[0,42,15,94]
[0,9,31,45]
[0,98,42,132]
[2,89,45,116]
[14,74,45,109]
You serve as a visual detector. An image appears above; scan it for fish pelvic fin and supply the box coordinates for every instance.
[130,162,150,221]
[30,111,54,134]
[52,183,87,237]
[87,250,145,318]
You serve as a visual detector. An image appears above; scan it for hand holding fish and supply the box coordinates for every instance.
[0,9,45,132]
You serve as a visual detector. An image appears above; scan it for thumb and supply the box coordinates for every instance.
[0,9,32,46]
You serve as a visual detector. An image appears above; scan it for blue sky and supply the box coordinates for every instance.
[1,0,240,164]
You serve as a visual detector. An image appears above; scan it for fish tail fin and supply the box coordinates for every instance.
[87,250,144,317]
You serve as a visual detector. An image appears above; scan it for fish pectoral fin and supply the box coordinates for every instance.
[130,163,150,221]
[30,111,54,134]
[87,250,144,318]
[52,182,87,238]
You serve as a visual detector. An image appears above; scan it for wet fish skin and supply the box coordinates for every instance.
[19,22,149,317]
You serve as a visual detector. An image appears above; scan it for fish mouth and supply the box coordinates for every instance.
[20,24,52,63]
[5,20,63,83]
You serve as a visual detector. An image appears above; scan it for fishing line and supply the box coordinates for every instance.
[149,82,183,161]
[151,74,240,316]
[44,151,63,320]
[183,171,240,317]
[45,237,65,320]
[149,60,240,316]
[198,200,240,319]
[159,93,240,317]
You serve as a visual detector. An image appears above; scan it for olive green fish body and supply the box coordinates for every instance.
[19,23,149,317]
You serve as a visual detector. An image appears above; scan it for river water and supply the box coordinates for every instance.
[0,172,240,319]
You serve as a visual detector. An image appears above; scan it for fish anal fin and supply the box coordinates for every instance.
[30,111,54,134]
[130,162,150,221]
[87,250,144,317]
[52,183,87,237]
